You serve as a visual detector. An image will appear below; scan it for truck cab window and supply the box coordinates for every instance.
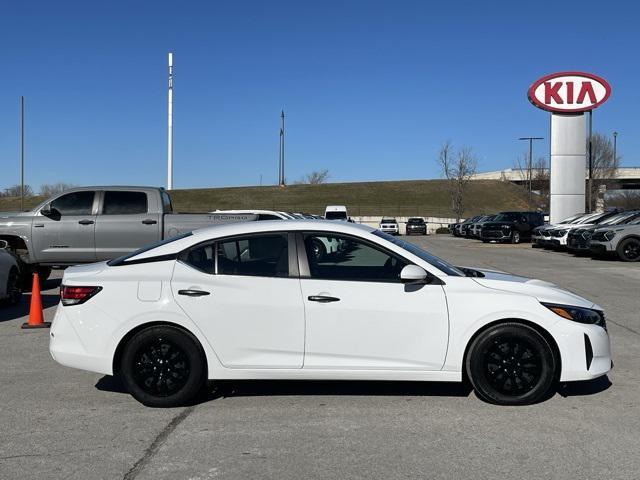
[103,191,148,215]
[49,191,95,215]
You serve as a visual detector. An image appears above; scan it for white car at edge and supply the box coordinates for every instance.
[49,220,611,407]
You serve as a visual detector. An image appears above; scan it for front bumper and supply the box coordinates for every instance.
[589,240,615,255]
[406,227,426,235]
[557,323,612,382]
[380,227,399,235]
[480,229,512,241]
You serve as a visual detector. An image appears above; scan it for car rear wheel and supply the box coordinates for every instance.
[466,323,556,405]
[617,237,640,262]
[120,326,206,407]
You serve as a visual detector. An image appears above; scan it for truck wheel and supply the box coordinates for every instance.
[617,237,640,262]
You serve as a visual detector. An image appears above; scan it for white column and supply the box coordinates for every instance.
[549,113,585,223]
[167,52,174,190]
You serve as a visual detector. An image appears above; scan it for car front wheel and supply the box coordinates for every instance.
[120,325,206,407]
[511,231,521,244]
[466,323,556,405]
[617,237,640,262]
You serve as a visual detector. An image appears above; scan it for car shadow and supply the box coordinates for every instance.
[556,375,612,398]
[95,375,474,402]
[95,375,613,405]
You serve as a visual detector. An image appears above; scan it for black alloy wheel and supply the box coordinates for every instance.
[466,323,556,405]
[511,231,521,244]
[310,239,326,261]
[121,326,206,407]
[617,237,640,262]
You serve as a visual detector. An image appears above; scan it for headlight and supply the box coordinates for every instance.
[603,230,616,241]
[542,302,606,330]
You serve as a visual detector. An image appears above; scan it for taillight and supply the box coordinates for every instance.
[60,285,102,306]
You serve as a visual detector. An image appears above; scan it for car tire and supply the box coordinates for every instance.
[466,323,556,405]
[310,238,327,261]
[3,267,22,305]
[616,237,640,262]
[511,231,521,244]
[120,325,206,408]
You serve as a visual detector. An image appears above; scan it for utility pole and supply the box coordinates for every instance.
[20,96,25,212]
[167,52,174,190]
[518,136,544,207]
[613,131,618,166]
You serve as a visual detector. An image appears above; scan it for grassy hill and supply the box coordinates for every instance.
[0,179,530,218]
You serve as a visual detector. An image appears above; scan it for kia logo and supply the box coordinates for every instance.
[528,72,611,113]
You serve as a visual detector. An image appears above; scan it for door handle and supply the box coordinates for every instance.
[178,289,210,297]
[142,219,158,225]
[308,295,340,303]
[78,219,95,225]
[34,223,44,228]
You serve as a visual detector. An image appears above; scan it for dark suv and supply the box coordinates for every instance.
[480,211,544,244]
[406,217,427,235]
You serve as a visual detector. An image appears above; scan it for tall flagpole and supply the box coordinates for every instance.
[167,52,174,190]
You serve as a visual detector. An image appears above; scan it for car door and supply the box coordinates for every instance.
[171,232,305,368]
[298,232,449,370]
[31,190,98,263]
[95,190,161,261]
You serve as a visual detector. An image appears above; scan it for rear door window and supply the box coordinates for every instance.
[103,191,148,215]
[217,234,289,277]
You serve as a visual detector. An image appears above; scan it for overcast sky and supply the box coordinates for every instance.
[1,0,637,191]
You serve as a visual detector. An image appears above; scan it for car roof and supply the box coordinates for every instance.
[126,220,375,261]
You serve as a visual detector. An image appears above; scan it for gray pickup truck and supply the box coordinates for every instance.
[0,186,257,283]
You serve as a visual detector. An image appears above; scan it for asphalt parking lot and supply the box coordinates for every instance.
[1,235,639,480]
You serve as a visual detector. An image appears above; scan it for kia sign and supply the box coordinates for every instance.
[528,71,611,113]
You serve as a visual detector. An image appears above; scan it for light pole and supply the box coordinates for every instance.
[167,52,174,190]
[613,131,618,165]
[20,96,25,212]
[518,136,544,207]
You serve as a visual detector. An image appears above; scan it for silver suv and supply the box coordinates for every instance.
[590,216,640,261]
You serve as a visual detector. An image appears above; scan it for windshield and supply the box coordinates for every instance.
[559,213,585,224]
[492,212,519,222]
[373,230,463,276]
[325,211,347,220]
[381,218,396,223]
[600,212,638,225]
[408,218,424,223]
[107,232,193,266]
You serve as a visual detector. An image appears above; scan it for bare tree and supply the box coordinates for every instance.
[605,189,640,210]
[1,184,34,197]
[40,182,77,196]
[531,156,549,210]
[437,141,477,221]
[295,169,330,185]
[588,132,620,211]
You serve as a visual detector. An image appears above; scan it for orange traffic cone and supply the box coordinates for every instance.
[21,273,51,329]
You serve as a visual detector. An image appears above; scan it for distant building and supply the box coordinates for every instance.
[471,167,640,189]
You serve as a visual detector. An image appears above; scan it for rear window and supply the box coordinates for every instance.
[108,232,192,266]
[325,211,347,220]
[103,191,148,215]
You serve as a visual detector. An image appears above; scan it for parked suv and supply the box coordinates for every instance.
[379,218,399,235]
[470,215,495,238]
[480,211,544,243]
[405,217,427,235]
[545,210,621,249]
[532,213,590,248]
[590,215,640,261]
[567,210,640,254]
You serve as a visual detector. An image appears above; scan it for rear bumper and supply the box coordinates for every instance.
[49,306,113,375]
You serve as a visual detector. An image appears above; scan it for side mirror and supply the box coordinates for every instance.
[40,205,59,218]
[400,264,429,284]
[0,240,8,249]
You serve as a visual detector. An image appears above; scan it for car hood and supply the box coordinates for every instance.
[470,268,597,309]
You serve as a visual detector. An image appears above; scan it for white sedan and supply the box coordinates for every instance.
[0,241,22,305]
[49,220,611,407]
